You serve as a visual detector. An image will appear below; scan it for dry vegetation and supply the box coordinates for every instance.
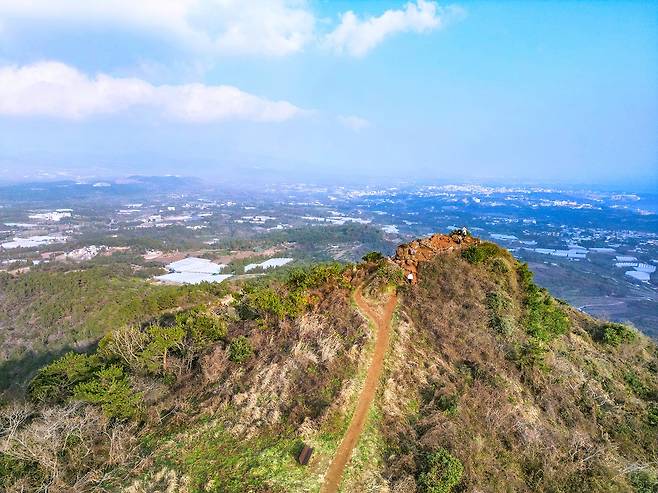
[380,244,658,493]
[1,241,656,492]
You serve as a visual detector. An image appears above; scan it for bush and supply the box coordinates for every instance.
[28,353,101,403]
[517,262,534,286]
[490,315,515,335]
[599,323,637,346]
[285,263,347,290]
[648,405,658,427]
[512,340,548,371]
[629,470,658,493]
[436,394,459,416]
[228,336,253,364]
[418,448,464,493]
[486,291,512,313]
[238,285,307,324]
[461,242,503,265]
[486,291,515,335]
[177,311,227,346]
[73,365,142,421]
[624,371,650,399]
[489,257,510,274]
[518,266,570,341]
[525,295,570,341]
[375,262,404,285]
[362,251,385,263]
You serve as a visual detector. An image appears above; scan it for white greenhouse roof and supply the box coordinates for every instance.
[244,257,294,272]
[625,271,650,282]
[165,257,226,274]
[155,272,233,285]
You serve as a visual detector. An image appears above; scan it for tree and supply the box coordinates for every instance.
[362,251,385,263]
[73,366,142,421]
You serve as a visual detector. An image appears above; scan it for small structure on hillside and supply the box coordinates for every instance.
[297,444,314,465]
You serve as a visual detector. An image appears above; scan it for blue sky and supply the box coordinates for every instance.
[0,0,656,187]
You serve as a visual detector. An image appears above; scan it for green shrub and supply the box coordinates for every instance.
[489,257,510,274]
[28,353,101,403]
[419,448,464,493]
[517,262,534,286]
[100,310,228,375]
[73,365,142,421]
[490,315,515,335]
[177,310,227,346]
[436,394,459,416]
[375,262,404,285]
[285,263,347,290]
[486,291,512,313]
[647,405,658,427]
[525,296,570,341]
[461,242,503,265]
[518,266,569,341]
[624,371,650,399]
[629,469,658,493]
[228,336,253,364]
[486,291,515,335]
[599,323,637,346]
[238,285,307,323]
[362,251,385,263]
[512,340,548,371]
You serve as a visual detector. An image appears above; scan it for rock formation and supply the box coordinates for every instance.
[393,228,479,283]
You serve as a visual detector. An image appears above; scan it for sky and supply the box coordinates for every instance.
[0,0,656,188]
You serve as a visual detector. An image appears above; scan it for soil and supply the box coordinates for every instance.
[320,285,398,493]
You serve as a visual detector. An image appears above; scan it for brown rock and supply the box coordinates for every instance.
[393,230,478,284]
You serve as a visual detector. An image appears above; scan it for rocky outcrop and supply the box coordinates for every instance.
[393,229,479,283]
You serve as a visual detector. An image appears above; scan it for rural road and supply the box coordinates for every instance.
[320,285,397,493]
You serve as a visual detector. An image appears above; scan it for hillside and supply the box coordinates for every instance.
[0,266,225,394]
[1,233,657,493]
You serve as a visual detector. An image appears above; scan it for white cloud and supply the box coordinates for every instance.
[0,61,304,122]
[325,0,460,57]
[0,0,461,57]
[0,0,315,57]
[338,115,370,131]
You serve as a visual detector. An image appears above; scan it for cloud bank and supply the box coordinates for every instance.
[0,0,458,57]
[0,0,315,56]
[0,61,303,122]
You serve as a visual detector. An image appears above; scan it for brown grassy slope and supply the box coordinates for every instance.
[380,249,658,493]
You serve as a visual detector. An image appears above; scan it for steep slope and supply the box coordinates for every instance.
[1,235,656,493]
[376,242,658,492]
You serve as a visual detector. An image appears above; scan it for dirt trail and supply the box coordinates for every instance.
[320,285,397,493]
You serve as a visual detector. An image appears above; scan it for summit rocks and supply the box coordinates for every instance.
[393,229,479,283]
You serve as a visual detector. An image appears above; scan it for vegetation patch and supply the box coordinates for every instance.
[461,242,505,265]
[418,448,464,493]
[228,335,253,363]
[517,263,570,341]
[596,322,637,346]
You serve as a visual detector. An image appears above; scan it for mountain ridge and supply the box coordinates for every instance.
[1,234,656,492]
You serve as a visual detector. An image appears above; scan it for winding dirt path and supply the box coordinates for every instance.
[320,285,398,493]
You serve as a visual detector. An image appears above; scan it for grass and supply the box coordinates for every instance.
[146,420,320,492]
